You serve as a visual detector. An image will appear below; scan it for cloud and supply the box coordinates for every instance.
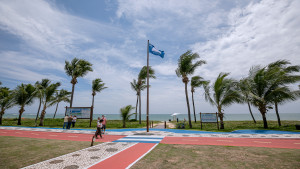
[0,0,122,58]
[192,0,300,81]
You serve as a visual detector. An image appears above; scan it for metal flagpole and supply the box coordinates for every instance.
[146,40,150,132]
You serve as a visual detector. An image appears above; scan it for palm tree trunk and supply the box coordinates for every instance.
[70,82,75,107]
[53,102,59,119]
[0,108,4,125]
[191,91,196,123]
[39,104,47,126]
[262,112,268,129]
[123,120,126,128]
[18,106,24,125]
[92,95,95,108]
[274,102,281,126]
[0,114,2,125]
[259,105,268,129]
[247,101,256,124]
[35,98,42,123]
[0,109,4,125]
[184,82,192,128]
[135,95,138,120]
[139,92,142,124]
[218,107,224,129]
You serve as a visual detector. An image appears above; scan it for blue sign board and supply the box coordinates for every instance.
[66,107,91,119]
[200,113,218,122]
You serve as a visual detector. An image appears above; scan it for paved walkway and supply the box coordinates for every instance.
[1,126,300,169]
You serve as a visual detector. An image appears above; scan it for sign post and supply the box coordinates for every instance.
[200,112,219,130]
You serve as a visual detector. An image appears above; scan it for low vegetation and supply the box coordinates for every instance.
[132,144,300,169]
[0,136,97,169]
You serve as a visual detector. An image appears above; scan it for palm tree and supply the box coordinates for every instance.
[0,87,15,125]
[65,58,93,107]
[34,79,51,123]
[191,76,209,122]
[238,78,256,123]
[52,89,71,119]
[175,50,206,128]
[267,60,300,126]
[137,66,156,124]
[247,60,300,129]
[204,73,242,129]
[14,84,36,125]
[120,105,135,128]
[92,78,107,110]
[130,79,146,121]
[39,82,61,126]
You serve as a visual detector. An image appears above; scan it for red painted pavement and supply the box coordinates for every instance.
[161,137,300,149]
[0,129,125,142]
[89,143,156,169]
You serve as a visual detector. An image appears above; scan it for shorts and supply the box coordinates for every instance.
[102,125,106,129]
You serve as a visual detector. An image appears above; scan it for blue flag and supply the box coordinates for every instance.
[149,43,164,58]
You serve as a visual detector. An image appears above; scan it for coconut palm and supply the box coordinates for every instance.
[175,50,206,128]
[14,84,36,125]
[120,105,135,128]
[267,60,300,126]
[52,89,71,119]
[204,73,242,129]
[65,58,93,107]
[34,79,51,123]
[130,79,147,121]
[137,66,156,124]
[247,60,300,129]
[191,76,209,122]
[92,78,107,109]
[238,78,256,123]
[39,82,61,126]
[0,87,15,125]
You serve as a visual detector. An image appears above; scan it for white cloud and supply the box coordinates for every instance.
[192,0,300,81]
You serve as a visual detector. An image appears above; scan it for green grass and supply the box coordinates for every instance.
[1,118,300,132]
[132,144,300,169]
[1,118,150,129]
[0,136,98,169]
[173,120,300,132]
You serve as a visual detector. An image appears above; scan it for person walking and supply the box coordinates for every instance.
[101,115,107,134]
[67,115,73,129]
[63,115,69,129]
[72,115,77,127]
[94,117,102,139]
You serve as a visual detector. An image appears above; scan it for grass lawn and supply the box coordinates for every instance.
[1,118,149,129]
[1,118,300,132]
[173,120,300,132]
[132,144,300,169]
[0,136,99,169]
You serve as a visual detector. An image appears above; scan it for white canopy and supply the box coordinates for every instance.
[171,113,180,116]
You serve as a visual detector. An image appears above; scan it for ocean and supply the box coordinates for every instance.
[3,113,300,121]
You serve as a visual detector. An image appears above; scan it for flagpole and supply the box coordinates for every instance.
[146,40,150,132]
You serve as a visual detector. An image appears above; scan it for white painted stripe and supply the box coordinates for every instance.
[125,143,158,169]
[83,143,138,169]
[126,135,164,138]
[117,138,162,142]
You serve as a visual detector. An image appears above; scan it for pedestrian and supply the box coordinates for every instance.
[72,115,77,127]
[101,115,107,134]
[67,115,73,129]
[63,115,69,129]
[94,117,102,139]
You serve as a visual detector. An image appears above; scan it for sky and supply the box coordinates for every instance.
[0,0,300,117]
